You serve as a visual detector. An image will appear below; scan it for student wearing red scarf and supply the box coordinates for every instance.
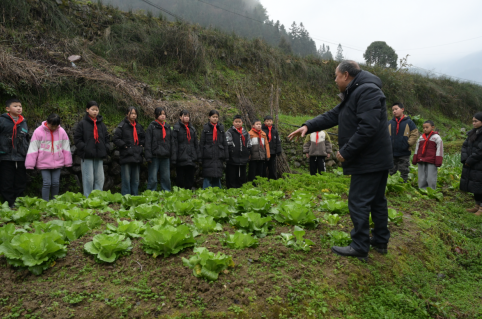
[0,98,30,208]
[248,119,270,183]
[412,120,443,190]
[25,114,72,201]
[74,101,111,197]
[388,103,419,182]
[262,115,282,180]
[172,110,200,190]
[199,110,229,189]
[114,107,145,196]
[303,130,333,175]
[225,115,251,188]
[145,107,172,192]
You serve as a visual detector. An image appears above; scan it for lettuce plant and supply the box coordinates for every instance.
[388,209,403,225]
[323,213,341,226]
[81,198,109,210]
[171,201,196,216]
[60,208,102,229]
[45,202,77,217]
[141,225,196,258]
[273,201,319,229]
[0,223,27,245]
[128,204,163,220]
[417,187,443,202]
[322,230,351,246]
[182,247,235,281]
[89,190,123,204]
[54,192,85,203]
[149,215,182,228]
[10,207,42,225]
[230,212,272,238]
[192,215,223,235]
[15,196,47,209]
[0,231,67,275]
[222,231,259,249]
[84,234,132,263]
[280,226,315,251]
[106,219,146,238]
[237,196,272,215]
[200,203,233,221]
[319,200,349,215]
[121,195,150,209]
[33,220,91,242]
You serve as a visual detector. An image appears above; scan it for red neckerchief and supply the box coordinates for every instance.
[130,120,139,145]
[267,125,272,142]
[184,123,191,143]
[253,129,265,150]
[89,116,99,144]
[316,131,319,144]
[211,122,218,143]
[236,127,245,146]
[422,131,434,155]
[8,114,24,148]
[155,120,166,141]
[395,115,405,135]
[43,122,55,152]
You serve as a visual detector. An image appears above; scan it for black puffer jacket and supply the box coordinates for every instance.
[144,120,172,161]
[304,70,393,175]
[262,124,282,155]
[74,114,110,159]
[113,118,145,165]
[0,113,29,161]
[226,126,251,165]
[199,122,229,178]
[171,120,199,167]
[460,129,482,194]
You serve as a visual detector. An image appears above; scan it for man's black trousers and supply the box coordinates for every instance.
[265,154,278,180]
[226,163,246,189]
[348,170,390,254]
[0,160,27,207]
[176,165,196,190]
[309,156,326,175]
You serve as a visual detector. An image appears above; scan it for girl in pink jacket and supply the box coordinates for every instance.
[25,114,72,201]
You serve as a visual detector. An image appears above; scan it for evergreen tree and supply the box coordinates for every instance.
[363,41,398,69]
[279,36,292,54]
[335,44,344,62]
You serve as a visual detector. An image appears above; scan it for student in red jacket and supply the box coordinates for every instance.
[412,120,443,190]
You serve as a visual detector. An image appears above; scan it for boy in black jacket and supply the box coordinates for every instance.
[145,107,172,191]
[74,101,111,197]
[225,115,251,188]
[262,115,282,180]
[0,98,29,207]
[172,110,200,190]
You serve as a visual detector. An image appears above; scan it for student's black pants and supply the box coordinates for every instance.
[248,160,265,182]
[348,170,390,254]
[0,161,27,207]
[265,154,278,180]
[225,164,246,189]
[176,165,196,190]
[309,156,326,175]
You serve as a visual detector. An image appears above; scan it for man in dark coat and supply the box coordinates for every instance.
[460,112,482,215]
[288,60,393,261]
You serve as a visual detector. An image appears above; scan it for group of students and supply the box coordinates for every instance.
[1,98,481,216]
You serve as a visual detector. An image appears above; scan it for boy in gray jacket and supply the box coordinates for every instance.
[303,130,332,175]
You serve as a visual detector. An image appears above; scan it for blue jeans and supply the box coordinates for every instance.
[81,158,105,197]
[203,177,222,189]
[121,163,140,195]
[147,158,171,191]
[41,168,61,201]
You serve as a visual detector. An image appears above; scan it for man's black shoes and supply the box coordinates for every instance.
[370,238,388,255]
[331,246,368,262]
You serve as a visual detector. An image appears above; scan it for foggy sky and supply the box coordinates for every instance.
[260,0,482,82]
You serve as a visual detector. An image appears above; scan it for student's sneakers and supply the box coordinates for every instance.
[370,238,388,255]
[331,245,368,262]
[467,205,480,213]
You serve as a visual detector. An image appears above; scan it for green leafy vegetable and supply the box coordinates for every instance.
[273,201,319,229]
[323,213,341,226]
[149,215,182,228]
[192,215,223,234]
[141,225,196,258]
[129,204,163,220]
[182,247,234,281]
[33,220,91,242]
[0,231,67,275]
[84,234,132,263]
[121,195,150,209]
[418,187,443,202]
[10,207,42,225]
[237,196,272,215]
[15,196,47,209]
[60,208,102,229]
[322,230,351,246]
[200,203,233,221]
[54,192,85,203]
[280,226,315,251]
[89,190,123,204]
[81,198,109,210]
[106,219,146,238]
[222,231,258,249]
[388,208,403,225]
[0,223,27,245]
[319,200,349,215]
[230,212,272,238]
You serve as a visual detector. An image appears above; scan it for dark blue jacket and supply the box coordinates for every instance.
[303,71,393,175]
[0,113,29,161]
[388,116,418,157]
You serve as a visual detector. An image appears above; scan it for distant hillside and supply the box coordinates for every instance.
[440,50,482,84]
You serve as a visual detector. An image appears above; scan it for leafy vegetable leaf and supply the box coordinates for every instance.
[222,231,258,249]
[84,234,132,263]
[141,225,196,258]
[182,247,234,281]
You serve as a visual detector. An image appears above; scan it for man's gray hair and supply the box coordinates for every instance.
[337,60,361,77]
